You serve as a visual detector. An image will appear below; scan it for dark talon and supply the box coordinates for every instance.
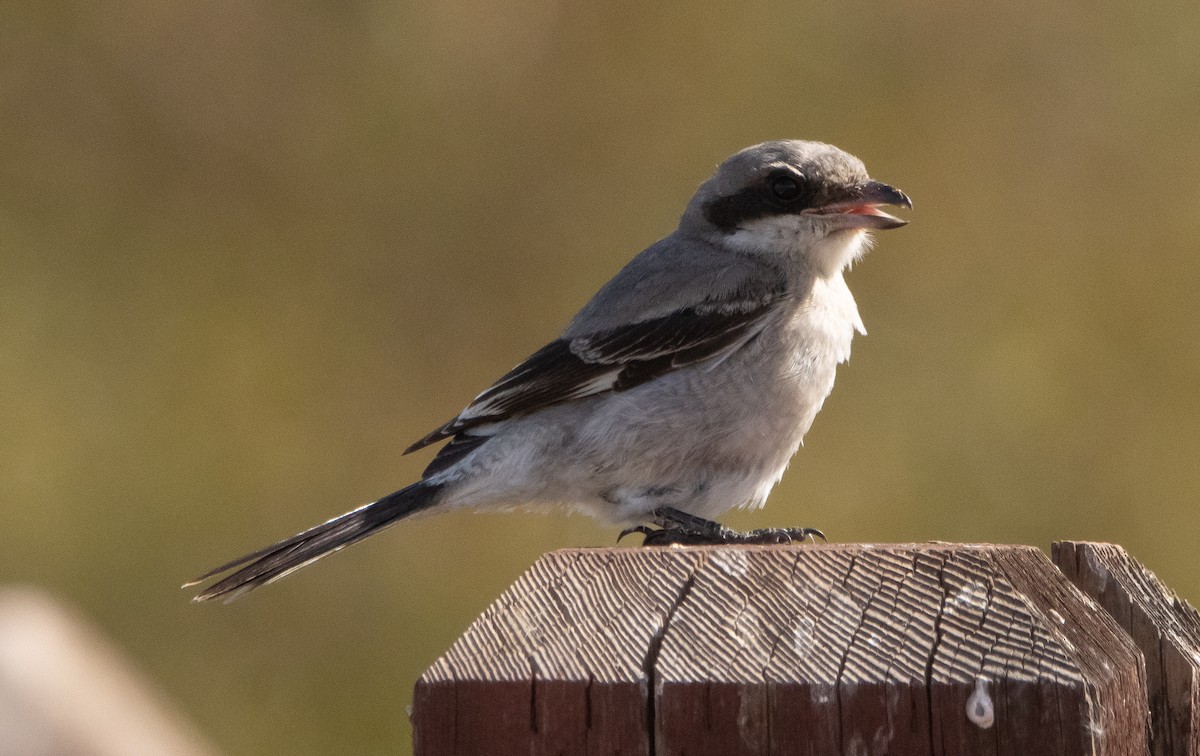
[617,525,655,543]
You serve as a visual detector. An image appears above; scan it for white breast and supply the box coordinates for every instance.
[728,270,864,510]
[792,271,866,365]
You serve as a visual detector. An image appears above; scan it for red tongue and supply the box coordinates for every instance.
[845,204,886,216]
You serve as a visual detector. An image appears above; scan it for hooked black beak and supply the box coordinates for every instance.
[807,180,912,231]
[859,181,912,211]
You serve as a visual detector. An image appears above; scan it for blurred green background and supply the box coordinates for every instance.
[3,1,1199,753]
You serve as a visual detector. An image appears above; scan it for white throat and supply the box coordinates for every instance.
[724,216,873,278]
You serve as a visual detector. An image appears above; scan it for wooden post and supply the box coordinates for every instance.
[412,543,1192,755]
[1053,542,1200,756]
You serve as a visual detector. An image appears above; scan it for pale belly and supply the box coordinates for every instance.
[569,315,844,521]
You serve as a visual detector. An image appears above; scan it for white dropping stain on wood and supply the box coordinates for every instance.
[966,677,995,729]
[845,732,868,756]
[710,550,750,578]
[1048,609,1066,625]
[954,581,988,610]
[791,618,815,657]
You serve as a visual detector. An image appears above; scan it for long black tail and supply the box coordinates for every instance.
[186,481,441,602]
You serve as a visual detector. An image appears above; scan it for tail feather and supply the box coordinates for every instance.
[187,481,440,602]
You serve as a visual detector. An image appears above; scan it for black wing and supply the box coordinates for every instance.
[406,293,785,457]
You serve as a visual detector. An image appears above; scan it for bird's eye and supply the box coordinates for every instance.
[769,174,802,201]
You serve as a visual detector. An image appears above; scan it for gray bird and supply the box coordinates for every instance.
[188,140,910,601]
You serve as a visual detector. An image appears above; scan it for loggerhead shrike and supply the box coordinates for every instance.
[189,140,910,601]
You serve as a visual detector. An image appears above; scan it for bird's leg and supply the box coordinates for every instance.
[618,506,826,546]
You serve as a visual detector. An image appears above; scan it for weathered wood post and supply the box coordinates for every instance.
[412,543,1200,755]
[1053,542,1200,756]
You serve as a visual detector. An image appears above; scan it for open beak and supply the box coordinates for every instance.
[807,180,912,230]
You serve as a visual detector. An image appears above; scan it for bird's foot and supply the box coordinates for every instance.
[618,507,826,546]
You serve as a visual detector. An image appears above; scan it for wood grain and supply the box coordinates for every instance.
[651,544,1145,756]
[1054,541,1200,755]
[412,547,706,755]
[412,544,1150,755]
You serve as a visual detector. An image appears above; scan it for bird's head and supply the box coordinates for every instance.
[683,140,911,276]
